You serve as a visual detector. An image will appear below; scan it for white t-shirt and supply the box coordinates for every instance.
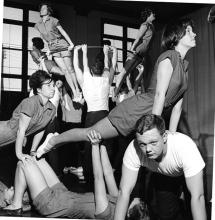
[82,70,110,112]
[123,132,205,178]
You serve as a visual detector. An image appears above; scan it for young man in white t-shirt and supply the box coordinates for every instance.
[114,114,207,220]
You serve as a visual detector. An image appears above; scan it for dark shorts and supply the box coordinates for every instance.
[48,38,72,58]
[33,183,116,219]
[33,183,75,218]
[108,93,154,136]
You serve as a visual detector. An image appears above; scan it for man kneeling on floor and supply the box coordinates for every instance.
[114,114,207,220]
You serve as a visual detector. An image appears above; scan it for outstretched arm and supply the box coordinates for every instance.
[152,58,173,115]
[109,46,118,85]
[87,130,109,215]
[169,97,183,132]
[15,113,32,163]
[30,130,45,156]
[100,145,118,197]
[114,164,139,220]
[185,170,207,220]
[73,45,84,88]
[56,25,74,50]
[82,44,90,73]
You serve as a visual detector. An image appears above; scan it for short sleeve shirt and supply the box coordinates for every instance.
[123,132,205,178]
[35,16,62,42]
[8,95,56,136]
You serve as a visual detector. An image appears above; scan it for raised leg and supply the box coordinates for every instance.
[53,56,78,98]
[37,117,119,157]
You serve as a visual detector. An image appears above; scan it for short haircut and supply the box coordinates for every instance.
[161,17,194,50]
[39,2,54,16]
[29,70,52,95]
[102,40,111,46]
[135,114,166,136]
[127,200,149,220]
[140,8,154,23]
[91,59,104,76]
[32,37,44,50]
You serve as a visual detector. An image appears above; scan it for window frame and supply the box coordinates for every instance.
[2,1,38,93]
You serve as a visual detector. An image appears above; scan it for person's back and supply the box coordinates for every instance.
[82,70,110,112]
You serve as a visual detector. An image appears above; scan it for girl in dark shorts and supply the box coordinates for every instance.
[36,17,196,157]
[2,130,146,220]
[35,3,81,102]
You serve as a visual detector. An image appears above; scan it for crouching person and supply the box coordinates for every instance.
[114,114,207,220]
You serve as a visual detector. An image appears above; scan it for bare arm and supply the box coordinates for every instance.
[30,130,45,154]
[15,113,32,162]
[114,164,139,220]
[109,46,118,85]
[73,45,84,88]
[152,59,173,115]
[82,44,90,73]
[100,145,118,197]
[169,97,183,131]
[87,130,109,215]
[56,25,74,49]
[185,170,207,220]
[130,24,147,52]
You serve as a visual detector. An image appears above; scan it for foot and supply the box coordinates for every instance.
[36,133,59,158]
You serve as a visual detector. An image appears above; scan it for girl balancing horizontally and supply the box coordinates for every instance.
[0,70,56,163]
[36,17,196,157]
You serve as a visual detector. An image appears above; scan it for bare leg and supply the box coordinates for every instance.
[37,117,119,157]
[35,158,60,188]
[100,145,118,197]
[63,56,80,95]
[54,56,78,98]
[4,161,27,210]
[50,66,65,76]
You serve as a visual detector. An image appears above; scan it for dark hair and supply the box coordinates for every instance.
[127,200,149,220]
[102,40,111,46]
[91,59,104,76]
[39,2,53,16]
[135,114,165,135]
[161,17,194,50]
[29,70,52,95]
[32,37,44,50]
[140,8,154,23]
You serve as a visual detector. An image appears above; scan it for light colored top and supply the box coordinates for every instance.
[82,70,110,112]
[123,131,205,178]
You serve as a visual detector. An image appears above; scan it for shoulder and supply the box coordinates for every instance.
[157,50,180,69]
[50,16,60,25]
[123,140,141,171]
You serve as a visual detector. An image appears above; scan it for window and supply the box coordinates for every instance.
[2,4,42,92]
[102,20,138,92]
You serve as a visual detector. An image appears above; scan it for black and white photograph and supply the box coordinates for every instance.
[0,0,214,219]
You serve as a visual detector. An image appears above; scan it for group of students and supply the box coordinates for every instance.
[0,2,208,220]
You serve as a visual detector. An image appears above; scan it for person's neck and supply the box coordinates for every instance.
[175,45,189,60]
[42,15,49,22]
[38,94,49,105]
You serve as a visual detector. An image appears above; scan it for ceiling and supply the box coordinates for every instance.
[51,0,209,23]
